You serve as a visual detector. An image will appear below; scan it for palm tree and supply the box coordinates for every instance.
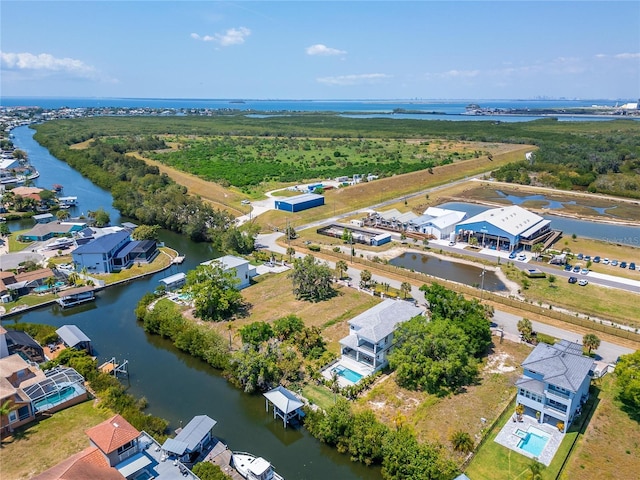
[68,272,80,286]
[400,281,412,299]
[45,276,56,292]
[450,430,474,453]
[517,318,533,342]
[359,269,372,289]
[582,333,601,355]
[56,209,70,221]
[335,260,348,280]
[532,242,544,259]
[0,399,16,441]
[527,459,545,480]
[286,247,295,262]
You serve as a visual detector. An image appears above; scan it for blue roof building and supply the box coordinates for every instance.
[275,193,325,212]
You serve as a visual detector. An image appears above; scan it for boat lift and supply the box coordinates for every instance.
[99,357,129,379]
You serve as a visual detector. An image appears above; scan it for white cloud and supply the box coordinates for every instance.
[0,51,96,77]
[441,69,480,78]
[191,27,251,46]
[317,73,391,86]
[306,44,347,56]
[614,52,640,59]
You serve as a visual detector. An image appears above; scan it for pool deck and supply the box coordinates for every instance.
[494,414,564,466]
[321,356,374,387]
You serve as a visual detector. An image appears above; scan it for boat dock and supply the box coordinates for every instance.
[205,440,243,480]
[99,357,129,378]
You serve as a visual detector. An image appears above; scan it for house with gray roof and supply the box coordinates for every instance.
[161,415,217,464]
[516,340,594,432]
[339,298,424,373]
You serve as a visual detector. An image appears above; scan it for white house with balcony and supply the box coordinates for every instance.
[516,340,594,432]
[200,254,254,289]
[339,299,424,374]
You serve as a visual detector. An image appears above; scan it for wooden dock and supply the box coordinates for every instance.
[99,360,117,374]
[205,440,243,480]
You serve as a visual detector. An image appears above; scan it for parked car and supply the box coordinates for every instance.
[620,261,627,269]
[630,262,636,271]
[581,268,589,275]
[611,259,619,266]
[593,256,601,263]
[578,279,588,286]
[568,276,578,284]
[584,255,591,262]
[448,241,456,246]
[577,253,584,260]
[509,251,517,259]
[564,264,573,271]
[603,258,609,265]
[573,265,581,273]
[518,254,527,261]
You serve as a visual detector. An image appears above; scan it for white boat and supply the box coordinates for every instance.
[231,452,284,480]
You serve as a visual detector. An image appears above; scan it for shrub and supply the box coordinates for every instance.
[308,244,321,252]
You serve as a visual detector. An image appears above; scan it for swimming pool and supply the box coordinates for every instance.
[518,428,550,457]
[33,385,79,411]
[332,366,364,384]
[33,281,66,293]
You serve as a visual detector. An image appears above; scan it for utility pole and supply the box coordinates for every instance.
[480,265,486,300]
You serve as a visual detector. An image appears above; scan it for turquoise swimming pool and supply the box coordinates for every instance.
[34,281,65,293]
[33,385,79,411]
[332,366,364,384]
[518,428,550,457]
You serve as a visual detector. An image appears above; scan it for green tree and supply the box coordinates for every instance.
[285,224,297,240]
[88,207,111,227]
[286,246,295,262]
[532,242,544,259]
[582,333,601,354]
[186,263,244,321]
[56,209,70,221]
[527,459,545,480]
[294,325,326,359]
[226,342,282,393]
[518,318,534,342]
[389,317,479,395]
[67,272,80,286]
[359,269,372,289]
[341,228,352,243]
[449,430,474,453]
[192,462,232,480]
[132,224,160,240]
[615,350,640,413]
[335,260,348,280]
[289,255,335,302]
[400,281,412,299]
[348,410,389,465]
[0,399,16,440]
[273,314,305,341]
[0,223,10,237]
[239,322,274,346]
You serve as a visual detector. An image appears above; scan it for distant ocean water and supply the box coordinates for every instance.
[1,97,636,122]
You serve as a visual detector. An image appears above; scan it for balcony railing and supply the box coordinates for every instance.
[546,386,570,399]
[357,341,375,352]
[544,404,568,417]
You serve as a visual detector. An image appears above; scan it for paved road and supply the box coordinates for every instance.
[257,232,635,364]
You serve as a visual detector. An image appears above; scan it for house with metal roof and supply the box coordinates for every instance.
[516,340,594,432]
[2,328,45,363]
[339,299,424,373]
[162,415,217,464]
[455,205,556,252]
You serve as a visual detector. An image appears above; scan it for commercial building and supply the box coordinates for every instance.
[274,193,325,212]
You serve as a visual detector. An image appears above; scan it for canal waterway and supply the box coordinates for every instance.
[3,126,381,480]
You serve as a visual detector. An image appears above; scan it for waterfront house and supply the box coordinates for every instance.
[18,221,79,242]
[72,230,158,274]
[0,353,46,437]
[34,414,200,479]
[161,414,217,465]
[12,268,56,295]
[33,213,55,224]
[201,254,254,289]
[516,340,594,432]
[0,327,45,363]
[339,299,424,373]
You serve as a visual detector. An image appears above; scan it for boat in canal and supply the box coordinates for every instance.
[232,452,284,480]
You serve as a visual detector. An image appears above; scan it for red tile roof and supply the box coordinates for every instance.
[31,446,124,480]
[85,414,140,454]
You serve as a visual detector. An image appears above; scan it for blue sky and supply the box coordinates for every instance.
[1,1,638,100]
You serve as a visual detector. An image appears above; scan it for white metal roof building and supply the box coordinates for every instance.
[263,386,305,428]
[455,205,553,251]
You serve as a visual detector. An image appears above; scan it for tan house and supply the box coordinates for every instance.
[0,354,46,436]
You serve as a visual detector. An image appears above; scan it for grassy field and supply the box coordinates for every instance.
[357,339,532,460]
[560,375,640,479]
[203,269,381,351]
[0,400,111,480]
